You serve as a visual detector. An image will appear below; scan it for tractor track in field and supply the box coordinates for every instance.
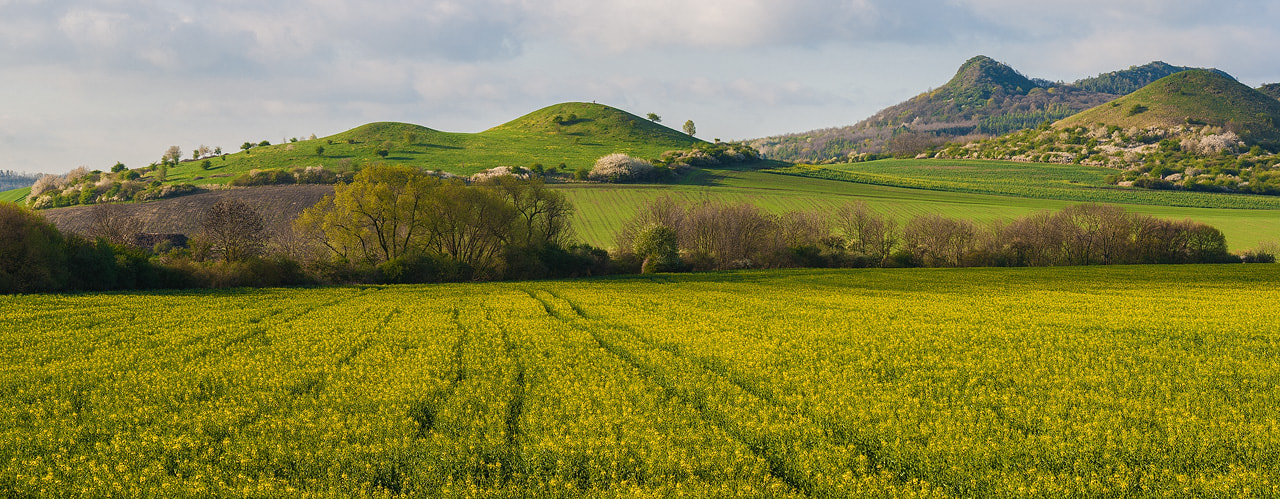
[482,308,528,486]
[530,287,988,497]
[521,287,813,497]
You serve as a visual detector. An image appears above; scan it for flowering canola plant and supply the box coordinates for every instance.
[1,265,1278,497]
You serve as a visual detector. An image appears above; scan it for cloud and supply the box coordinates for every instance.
[525,0,1006,52]
[1,0,528,76]
[3,0,1279,174]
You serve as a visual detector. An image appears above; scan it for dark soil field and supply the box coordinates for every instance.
[42,184,334,239]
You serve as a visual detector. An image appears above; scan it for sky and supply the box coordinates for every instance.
[3,0,1279,175]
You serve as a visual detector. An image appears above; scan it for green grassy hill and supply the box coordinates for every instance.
[750,59,1236,163]
[162,102,700,185]
[1057,70,1280,147]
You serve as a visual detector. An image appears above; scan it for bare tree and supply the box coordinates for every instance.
[683,201,779,269]
[426,182,515,276]
[87,204,142,246]
[998,211,1063,266]
[904,214,977,267]
[201,199,266,262]
[163,146,183,165]
[834,201,898,263]
[777,210,829,249]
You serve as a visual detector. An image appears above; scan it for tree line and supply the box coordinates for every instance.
[617,197,1245,272]
[0,168,1271,294]
[293,164,605,283]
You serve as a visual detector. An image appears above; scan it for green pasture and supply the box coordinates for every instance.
[0,187,28,204]
[772,159,1280,209]
[557,167,1280,250]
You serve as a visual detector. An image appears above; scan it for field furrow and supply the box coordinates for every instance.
[3,266,1279,496]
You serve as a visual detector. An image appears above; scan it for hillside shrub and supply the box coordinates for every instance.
[1240,241,1278,263]
[134,183,198,202]
[588,154,654,183]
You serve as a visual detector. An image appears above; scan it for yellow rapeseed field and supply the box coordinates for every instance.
[1,265,1278,497]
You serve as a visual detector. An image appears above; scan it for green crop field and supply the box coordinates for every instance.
[556,167,1280,250]
[770,159,1280,210]
[3,265,1279,497]
[0,187,28,204]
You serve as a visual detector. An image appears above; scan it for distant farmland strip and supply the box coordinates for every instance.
[769,160,1280,210]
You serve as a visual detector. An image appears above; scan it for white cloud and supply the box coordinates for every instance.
[2,0,1279,174]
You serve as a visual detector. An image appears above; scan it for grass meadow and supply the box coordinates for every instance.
[558,166,1280,250]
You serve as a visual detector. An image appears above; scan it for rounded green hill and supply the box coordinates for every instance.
[160,102,702,186]
[1057,70,1280,148]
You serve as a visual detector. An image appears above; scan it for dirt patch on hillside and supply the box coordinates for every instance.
[43,185,334,239]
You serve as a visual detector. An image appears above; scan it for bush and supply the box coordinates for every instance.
[588,154,654,183]
[1241,241,1279,263]
[0,203,68,292]
[632,223,679,273]
[231,169,295,187]
[375,253,472,284]
[502,243,610,280]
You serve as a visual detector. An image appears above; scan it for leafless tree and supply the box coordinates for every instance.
[426,182,515,276]
[201,199,266,262]
[163,145,183,164]
[834,201,898,263]
[777,210,830,249]
[87,204,142,246]
[682,201,779,269]
[904,213,977,267]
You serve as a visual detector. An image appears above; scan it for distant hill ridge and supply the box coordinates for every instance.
[105,102,699,188]
[936,70,1280,195]
[1258,83,1280,101]
[1072,61,1234,95]
[1,101,710,207]
[749,56,1232,163]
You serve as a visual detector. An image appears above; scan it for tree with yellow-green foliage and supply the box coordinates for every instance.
[296,164,441,263]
